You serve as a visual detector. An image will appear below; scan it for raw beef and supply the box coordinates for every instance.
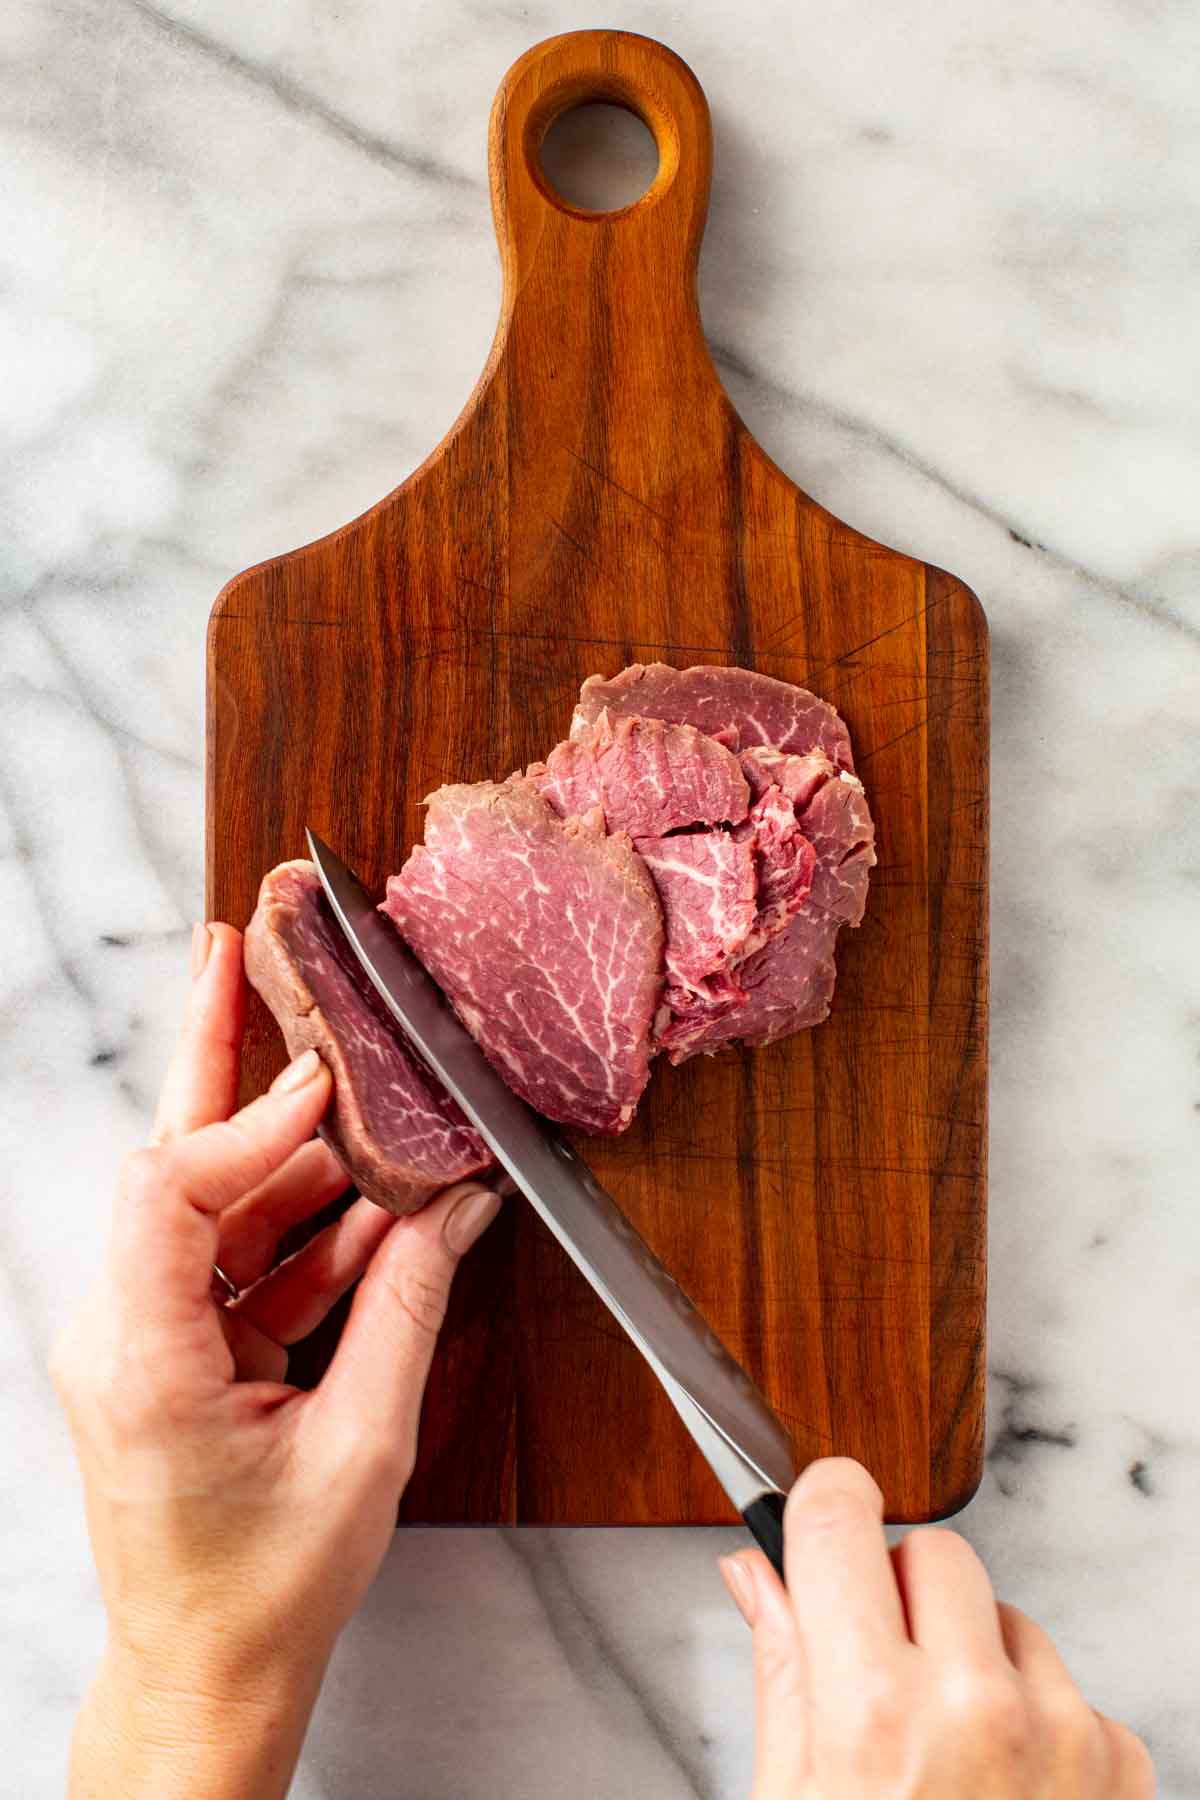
[645,786,818,1061]
[655,769,875,1061]
[566,679,875,1065]
[529,709,749,836]
[636,832,757,993]
[528,708,759,1046]
[382,777,664,1134]
[735,785,818,956]
[796,770,875,926]
[574,662,855,770]
[244,862,493,1214]
[660,905,841,1059]
[740,746,834,810]
[245,663,873,1202]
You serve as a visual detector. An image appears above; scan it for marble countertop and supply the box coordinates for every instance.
[4,1,1197,1793]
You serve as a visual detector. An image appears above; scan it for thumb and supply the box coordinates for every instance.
[720,1550,810,1798]
[313,1181,502,1467]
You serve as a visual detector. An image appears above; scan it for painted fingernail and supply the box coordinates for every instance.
[719,1555,757,1625]
[270,1048,323,1094]
[443,1185,502,1255]
[190,922,213,980]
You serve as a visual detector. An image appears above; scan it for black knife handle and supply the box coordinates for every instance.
[741,1489,787,1583]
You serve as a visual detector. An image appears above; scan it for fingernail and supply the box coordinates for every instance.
[719,1555,757,1625]
[443,1185,502,1255]
[270,1048,323,1094]
[190,922,213,980]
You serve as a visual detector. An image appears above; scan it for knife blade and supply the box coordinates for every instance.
[306,828,796,1574]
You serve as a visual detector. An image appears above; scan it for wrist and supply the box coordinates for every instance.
[72,1638,329,1800]
[107,1604,332,1703]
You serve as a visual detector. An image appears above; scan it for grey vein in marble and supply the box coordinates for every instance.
[503,1531,710,1800]
[709,339,1200,646]
[124,0,477,191]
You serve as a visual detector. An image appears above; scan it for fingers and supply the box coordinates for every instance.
[718,1493,1154,1800]
[313,1181,502,1468]
[999,1607,1154,1793]
[216,1137,351,1290]
[784,1458,908,1691]
[996,1601,1077,1686]
[232,1198,396,1346]
[719,1551,809,1796]
[1098,1716,1156,1796]
[110,1053,333,1332]
[719,1461,907,1798]
[152,924,246,1143]
[150,1052,332,1219]
[892,1528,1006,1662]
[219,1308,290,1383]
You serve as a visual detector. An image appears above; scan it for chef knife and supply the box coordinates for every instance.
[306,828,795,1578]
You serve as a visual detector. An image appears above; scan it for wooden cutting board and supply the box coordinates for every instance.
[206,29,988,1525]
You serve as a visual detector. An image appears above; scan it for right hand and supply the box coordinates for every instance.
[720,1459,1153,1798]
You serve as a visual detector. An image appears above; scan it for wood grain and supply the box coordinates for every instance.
[206,29,988,1524]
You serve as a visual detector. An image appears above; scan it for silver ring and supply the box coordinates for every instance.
[210,1262,240,1306]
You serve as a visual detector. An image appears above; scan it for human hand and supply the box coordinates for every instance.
[720,1458,1153,1798]
[53,922,501,1800]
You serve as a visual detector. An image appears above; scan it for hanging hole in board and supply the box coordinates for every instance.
[538,103,660,213]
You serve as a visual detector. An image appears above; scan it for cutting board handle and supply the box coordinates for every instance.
[488,30,713,315]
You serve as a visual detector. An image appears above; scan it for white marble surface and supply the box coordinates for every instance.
[3,0,1198,1793]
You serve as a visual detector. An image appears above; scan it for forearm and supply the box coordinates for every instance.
[70,1644,328,1800]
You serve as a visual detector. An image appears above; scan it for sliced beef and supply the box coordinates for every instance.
[574,662,854,770]
[572,671,875,1065]
[735,786,818,956]
[658,769,875,1062]
[661,906,841,1059]
[529,667,871,1068]
[525,738,600,823]
[382,777,664,1134]
[244,861,493,1214]
[528,710,754,1048]
[636,832,757,993]
[740,746,834,810]
[646,787,817,1059]
[797,771,876,926]
[247,663,872,1180]
[529,709,749,836]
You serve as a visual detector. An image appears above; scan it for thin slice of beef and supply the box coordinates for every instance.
[659,768,876,1062]
[574,663,855,770]
[528,711,754,1042]
[636,831,757,993]
[654,973,747,1057]
[571,666,876,1064]
[529,709,749,836]
[244,861,493,1214]
[648,786,816,1057]
[740,746,834,810]
[798,770,876,925]
[735,786,818,955]
[661,905,841,1059]
[382,778,664,1134]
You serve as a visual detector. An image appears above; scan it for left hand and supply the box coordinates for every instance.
[53,922,501,1799]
